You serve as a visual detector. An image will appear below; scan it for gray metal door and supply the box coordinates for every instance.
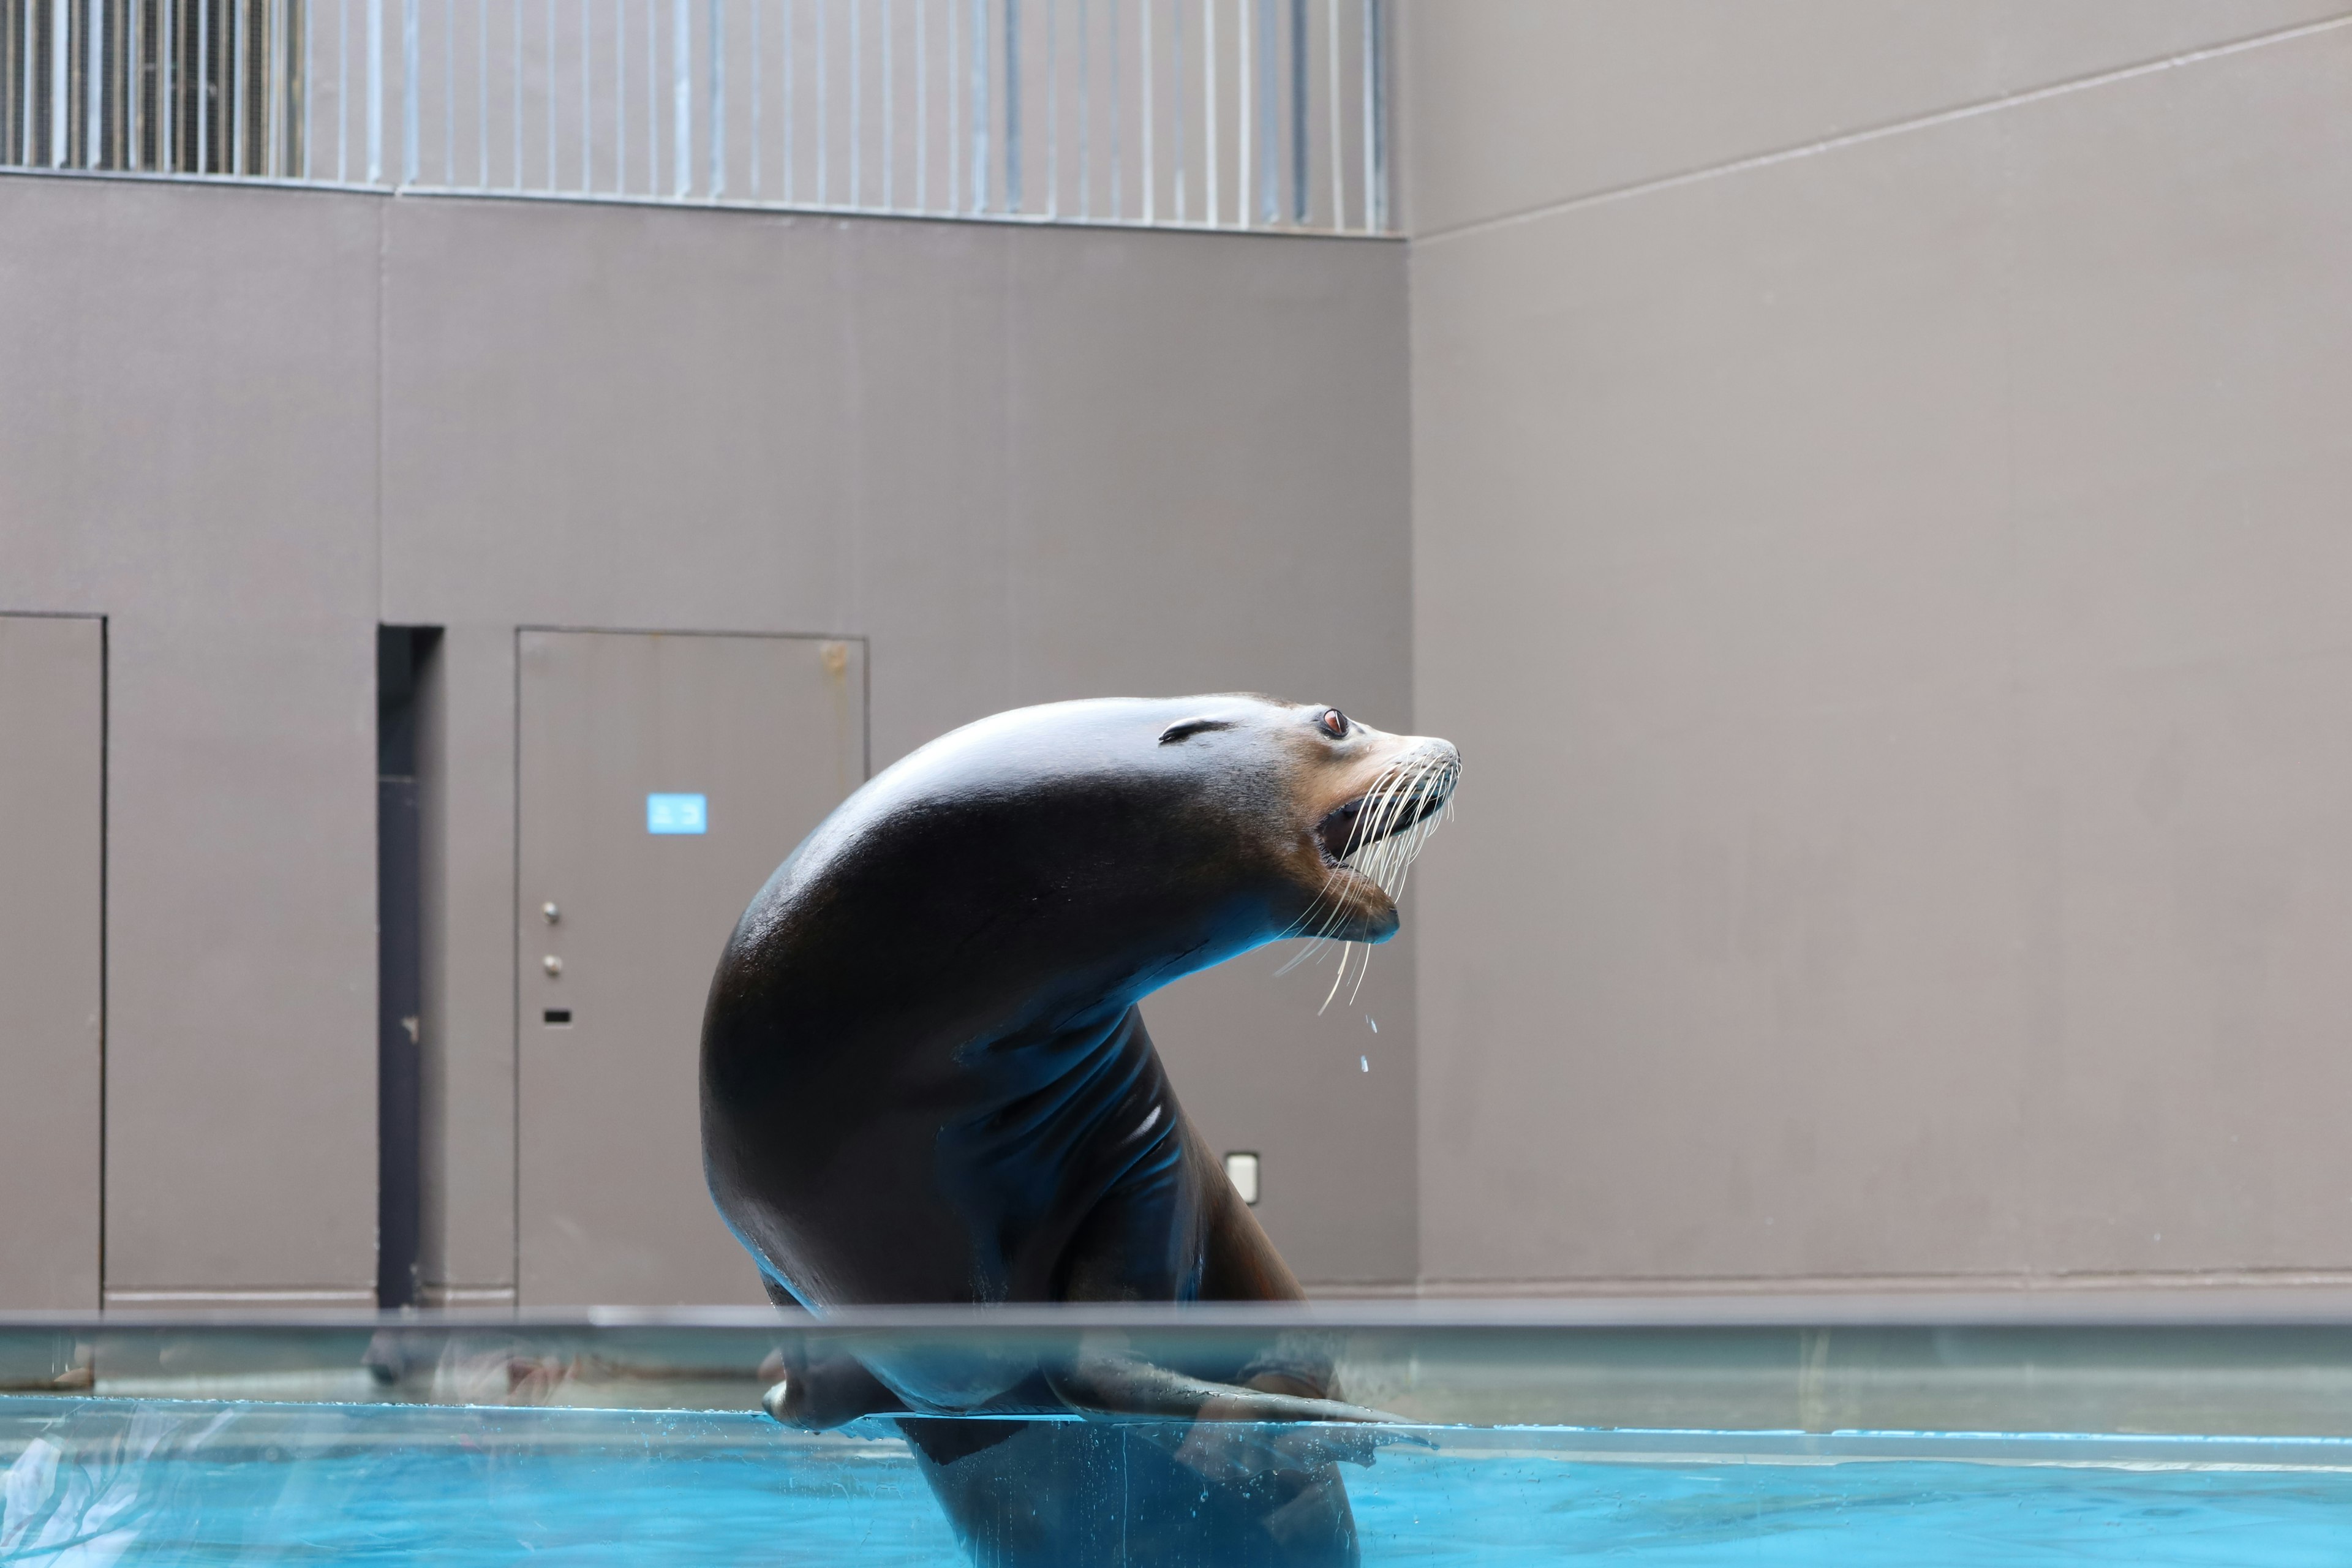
[517,630,865,1306]
[0,616,104,1310]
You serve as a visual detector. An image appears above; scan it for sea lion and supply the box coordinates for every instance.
[699,694,1458,1564]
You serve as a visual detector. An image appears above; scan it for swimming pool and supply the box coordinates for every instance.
[6,1302,2351,1564]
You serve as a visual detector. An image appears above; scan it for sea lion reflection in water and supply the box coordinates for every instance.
[700,695,1460,1566]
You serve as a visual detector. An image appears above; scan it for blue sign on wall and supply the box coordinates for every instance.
[646,793,708,834]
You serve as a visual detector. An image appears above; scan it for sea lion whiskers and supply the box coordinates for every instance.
[1295,748,1458,1012]
[1338,754,1457,1007]
[1307,753,1435,927]
[1338,753,1453,1005]
[1316,777,1414,1007]
[1346,749,1452,896]
[1274,758,1412,973]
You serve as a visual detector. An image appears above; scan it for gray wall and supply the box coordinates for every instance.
[0,175,1412,1304]
[1404,4,2352,1288]
[23,1,2338,1307]
[0,616,105,1310]
[0,183,382,1306]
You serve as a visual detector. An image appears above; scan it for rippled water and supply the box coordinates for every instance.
[4,1396,2350,1565]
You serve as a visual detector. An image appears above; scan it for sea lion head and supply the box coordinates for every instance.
[1142,693,1461,952]
[736,695,1460,1016]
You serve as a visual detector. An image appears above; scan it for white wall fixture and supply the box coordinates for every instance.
[1224,1150,1261,1206]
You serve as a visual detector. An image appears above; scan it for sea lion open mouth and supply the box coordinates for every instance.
[1314,766,1456,865]
[1314,744,1460,872]
[1281,739,1462,1011]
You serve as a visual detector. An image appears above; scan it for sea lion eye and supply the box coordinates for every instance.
[1319,709,1349,738]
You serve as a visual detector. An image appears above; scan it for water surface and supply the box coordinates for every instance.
[5,1397,2348,1565]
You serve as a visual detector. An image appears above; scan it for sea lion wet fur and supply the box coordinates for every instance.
[700,694,1458,1565]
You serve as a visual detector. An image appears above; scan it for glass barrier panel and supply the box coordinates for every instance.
[6,1304,2352,1564]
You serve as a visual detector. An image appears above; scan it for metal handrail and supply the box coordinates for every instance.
[1,0,1392,233]
[17,1283,2352,1332]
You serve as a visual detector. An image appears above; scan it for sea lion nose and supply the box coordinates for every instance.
[1396,736,1460,778]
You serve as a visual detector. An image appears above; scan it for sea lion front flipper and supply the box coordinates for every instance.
[756,1344,914,1430]
[1043,1121,1398,1429]
[753,1275,912,1430]
[1042,1339,1397,1428]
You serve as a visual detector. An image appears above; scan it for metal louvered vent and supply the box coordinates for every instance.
[4,1,1393,235]
[4,1,306,176]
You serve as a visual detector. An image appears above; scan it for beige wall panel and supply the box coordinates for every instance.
[1400,1,2347,236]
[1411,25,2352,1284]
[380,202,1416,1289]
[516,631,863,1306]
[1148,932,1420,1288]
[0,616,104,1309]
[379,205,858,639]
[1001,227,1422,1287]
[0,180,382,1302]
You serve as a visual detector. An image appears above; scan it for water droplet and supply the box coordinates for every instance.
[1360,1056,1369,1072]
[1366,1016,1379,1033]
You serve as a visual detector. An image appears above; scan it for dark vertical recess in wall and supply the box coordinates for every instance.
[377,625,439,1308]
[97,616,110,1308]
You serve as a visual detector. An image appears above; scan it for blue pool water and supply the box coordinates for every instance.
[6,1396,2351,1565]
